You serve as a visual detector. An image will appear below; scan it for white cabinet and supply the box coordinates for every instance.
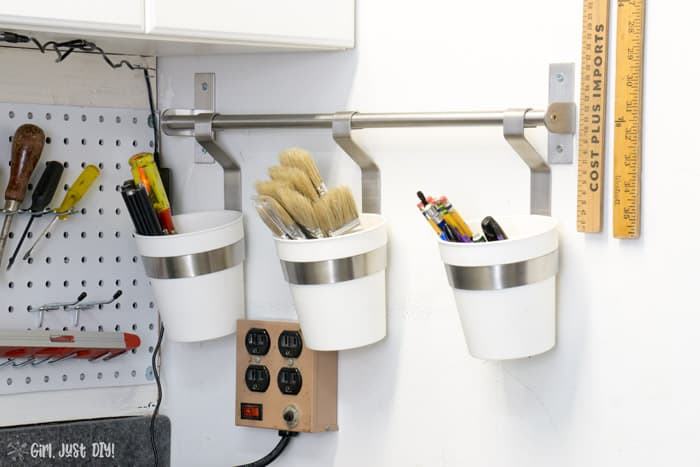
[146,0,354,49]
[0,0,354,53]
[0,0,144,34]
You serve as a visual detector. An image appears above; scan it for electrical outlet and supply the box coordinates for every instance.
[235,320,338,433]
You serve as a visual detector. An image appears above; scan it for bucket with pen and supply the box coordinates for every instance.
[418,192,558,360]
[255,148,387,351]
[124,153,245,342]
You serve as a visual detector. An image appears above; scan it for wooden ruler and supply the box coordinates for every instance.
[576,0,610,232]
[613,0,645,238]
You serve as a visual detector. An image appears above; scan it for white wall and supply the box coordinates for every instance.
[158,1,700,466]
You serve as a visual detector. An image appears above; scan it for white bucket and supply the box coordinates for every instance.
[274,214,387,351]
[134,210,245,342]
[438,215,558,360]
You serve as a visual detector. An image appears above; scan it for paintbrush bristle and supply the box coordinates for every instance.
[314,186,360,236]
[255,180,288,201]
[279,147,327,195]
[256,195,306,239]
[268,165,320,201]
[275,186,324,238]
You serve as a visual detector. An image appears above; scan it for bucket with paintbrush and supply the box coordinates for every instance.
[255,148,387,351]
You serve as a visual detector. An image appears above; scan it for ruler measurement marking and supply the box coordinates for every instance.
[613,0,645,238]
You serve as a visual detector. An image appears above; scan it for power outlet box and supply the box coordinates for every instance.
[235,320,338,432]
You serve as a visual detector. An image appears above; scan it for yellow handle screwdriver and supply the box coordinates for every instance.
[21,165,99,261]
[128,152,174,233]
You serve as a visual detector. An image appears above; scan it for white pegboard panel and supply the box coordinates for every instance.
[0,103,159,395]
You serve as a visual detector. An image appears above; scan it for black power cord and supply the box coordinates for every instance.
[150,324,165,467]
[235,431,298,467]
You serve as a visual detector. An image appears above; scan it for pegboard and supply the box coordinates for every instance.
[0,103,159,395]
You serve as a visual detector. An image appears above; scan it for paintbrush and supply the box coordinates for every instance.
[279,147,328,196]
[273,186,324,239]
[268,165,320,201]
[254,195,306,240]
[314,186,360,237]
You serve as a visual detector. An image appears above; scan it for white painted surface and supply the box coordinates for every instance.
[0,0,144,33]
[146,0,355,48]
[157,0,700,466]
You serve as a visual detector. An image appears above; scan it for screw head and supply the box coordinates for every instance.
[554,73,565,83]
[201,82,209,91]
[556,144,564,154]
[287,359,294,366]
[255,356,261,363]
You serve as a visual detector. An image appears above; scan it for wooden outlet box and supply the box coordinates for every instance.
[235,320,338,432]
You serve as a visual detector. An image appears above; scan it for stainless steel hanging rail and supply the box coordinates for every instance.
[161,67,576,216]
[162,110,548,132]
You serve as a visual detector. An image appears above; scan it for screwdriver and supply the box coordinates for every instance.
[7,161,64,270]
[128,152,175,233]
[21,165,99,262]
[0,124,46,265]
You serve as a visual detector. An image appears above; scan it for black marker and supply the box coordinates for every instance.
[481,216,508,242]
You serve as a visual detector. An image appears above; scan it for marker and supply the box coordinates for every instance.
[439,196,473,238]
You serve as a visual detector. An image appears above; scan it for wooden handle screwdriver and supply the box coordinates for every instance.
[0,124,45,265]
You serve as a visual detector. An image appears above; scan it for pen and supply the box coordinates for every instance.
[481,216,508,241]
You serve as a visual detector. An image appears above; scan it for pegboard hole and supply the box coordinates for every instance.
[63,137,69,145]
[81,161,86,168]
[148,346,154,353]
[27,112,33,120]
[149,302,154,309]
[6,378,12,386]
[45,112,51,120]
[115,231,121,238]
[63,184,69,191]
[81,138,86,146]
[81,256,87,263]
[114,371,120,379]
[131,370,137,377]
[45,137,51,144]
[63,257,70,264]
[99,185,104,192]
[98,162,104,170]
[149,140,154,148]
[80,208,87,215]
[63,161,69,168]
[26,281,32,288]
[132,140,138,147]
[8,282,14,289]
[115,256,121,263]
[80,373,86,381]
[98,280,104,287]
[115,208,121,215]
[98,325,103,332]
[81,280,87,287]
[44,232,51,239]
[26,232,32,239]
[44,281,51,288]
[27,257,33,265]
[132,279,138,286]
[115,162,121,170]
[27,183,33,191]
[62,374,67,382]
[98,139,104,146]
[62,327,68,331]
[116,116,122,124]
[8,110,14,118]
[115,303,121,310]
[81,114,87,122]
[62,232,69,239]
[115,139,121,147]
[7,306,13,313]
[25,377,31,384]
[115,279,121,287]
[98,256,104,263]
[99,115,104,123]
[132,256,138,263]
[149,323,154,330]
[131,302,137,309]
[43,376,49,383]
[132,117,138,124]
[80,326,85,332]
[80,232,87,239]
[63,113,69,121]
[8,232,13,239]
[114,324,120,331]
[132,323,137,330]
[63,280,69,288]
[98,208,104,215]
[97,373,103,380]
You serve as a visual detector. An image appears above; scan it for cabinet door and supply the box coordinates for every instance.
[0,0,144,34]
[146,0,354,48]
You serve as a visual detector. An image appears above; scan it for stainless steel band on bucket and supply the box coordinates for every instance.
[141,240,245,279]
[280,245,387,285]
[444,249,558,291]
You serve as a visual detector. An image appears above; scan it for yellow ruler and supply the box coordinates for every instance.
[613,0,645,238]
[576,0,610,232]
